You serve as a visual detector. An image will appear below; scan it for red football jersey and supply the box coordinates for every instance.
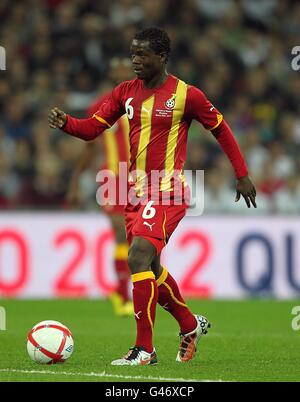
[92,75,222,194]
[87,95,130,175]
[64,74,248,197]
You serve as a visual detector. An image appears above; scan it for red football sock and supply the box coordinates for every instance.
[132,271,158,353]
[114,244,130,302]
[157,267,197,335]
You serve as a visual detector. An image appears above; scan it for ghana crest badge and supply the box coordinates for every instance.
[165,93,177,110]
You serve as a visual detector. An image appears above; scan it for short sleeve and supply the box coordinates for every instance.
[185,86,223,130]
[92,83,126,128]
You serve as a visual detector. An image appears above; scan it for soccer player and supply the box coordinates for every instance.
[48,27,257,366]
[66,58,133,316]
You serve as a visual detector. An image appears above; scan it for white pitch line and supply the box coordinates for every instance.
[0,369,225,382]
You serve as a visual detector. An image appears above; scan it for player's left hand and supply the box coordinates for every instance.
[235,175,257,208]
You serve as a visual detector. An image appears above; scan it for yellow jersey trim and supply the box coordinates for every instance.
[162,212,167,244]
[93,114,112,128]
[161,79,187,191]
[210,114,223,130]
[136,95,155,196]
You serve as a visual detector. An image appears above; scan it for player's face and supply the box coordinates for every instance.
[130,40,165,80]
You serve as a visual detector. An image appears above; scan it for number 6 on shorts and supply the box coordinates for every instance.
[142,201,156,219]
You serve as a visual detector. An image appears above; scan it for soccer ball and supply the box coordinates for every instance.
[27,320,74,364]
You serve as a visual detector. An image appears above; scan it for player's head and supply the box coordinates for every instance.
[108,57,134,85]
[130,27,171,80]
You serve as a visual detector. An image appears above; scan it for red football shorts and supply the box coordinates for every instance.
[124,201,188,254]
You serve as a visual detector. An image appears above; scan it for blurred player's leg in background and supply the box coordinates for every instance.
[65,141,132,317]
[84,60,132,315]
[109,213,133,316]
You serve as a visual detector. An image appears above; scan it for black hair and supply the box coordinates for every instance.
[134,27,171,62]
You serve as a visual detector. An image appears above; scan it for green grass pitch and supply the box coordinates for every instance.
[0,299,300,382]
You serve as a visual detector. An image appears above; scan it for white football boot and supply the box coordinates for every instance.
[111,346,158,366]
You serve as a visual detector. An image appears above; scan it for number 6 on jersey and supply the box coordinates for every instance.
[125,97,134,119]
[142,201,156,220]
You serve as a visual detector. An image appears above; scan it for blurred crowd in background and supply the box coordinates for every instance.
[0,0,300,214]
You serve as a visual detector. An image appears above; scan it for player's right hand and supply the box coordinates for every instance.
[48,107,67,129]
